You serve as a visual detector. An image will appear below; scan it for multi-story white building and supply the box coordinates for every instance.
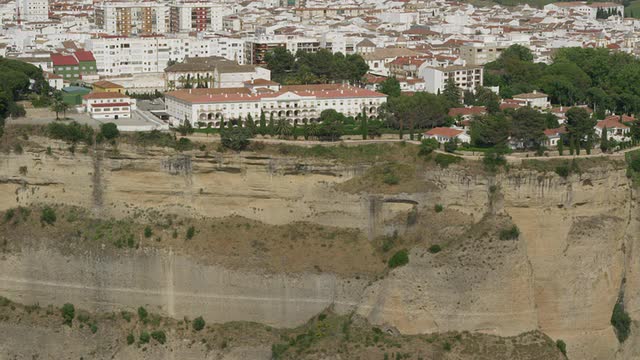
[165,56,270,89]
[207,36,245,64]
[169,1,232,33]
[17,0,48,22]
[165,83,387,127]
[94,1,169,36]
[82,92,137,120]
[86,36,171,76]
[422,65,483,94]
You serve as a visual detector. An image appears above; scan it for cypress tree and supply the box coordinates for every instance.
[569,136,575,155]
[268,113,275,136]
[259,111,266,134]
[600,126,608,153]
[558,137,564,155]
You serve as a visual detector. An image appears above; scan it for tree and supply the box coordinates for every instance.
[442,77,461,107]
[558,137,564,155]
[318,109,345,141]
[221,127,251,151]
[470,114,511,148]
[177,119,194,136]
[51,100,68,120]
[565,107,596,153]
[275,118,292,138]
[510,107,546,150]
[600,126,609,153]
[268,113,275,136]
[100,123,120,140]
[360,111,368,140]
[259,111,267,134]
[378,77,401,97]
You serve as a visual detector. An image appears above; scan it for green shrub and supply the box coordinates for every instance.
[221,127,252,151]
[4,209,15,223]
[13,143,23,154]
[139,331,150,344]
[499,225,520,240]
[555,164,570,178]
[193,316,205,331]
[434,204,443,213]
[144,226,152,238]
[100,123,120,140]
[90,323,98,334]
[46,146,52,155]
[61,303,75,326]
[121,311,132,322]
[428,244,441,254]
[611,302,631,343]
[41,206,56,225]
[443,341,452,351]
[483,148,507,172]
[137,306,148,321]
[186,226,195,240]
[444,140,458,153]
[381,165,400,185]
[151,330,166,344]
[419,138,439,156]
[388,249,409,269]
[434,153,462,168]
[272,343,289,359]
[556,339,567,357]
[127,333,135,345]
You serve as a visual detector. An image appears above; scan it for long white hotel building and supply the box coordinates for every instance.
[165,83,387,127]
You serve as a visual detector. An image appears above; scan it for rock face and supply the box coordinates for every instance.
[1,141,639,359]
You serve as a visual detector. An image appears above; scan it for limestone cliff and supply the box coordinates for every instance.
[0,138,638,359]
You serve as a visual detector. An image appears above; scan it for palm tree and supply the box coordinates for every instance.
[51,100,67,120]
[303,122,320,140]
[276,119,292,138]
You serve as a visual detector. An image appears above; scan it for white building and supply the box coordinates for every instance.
[544,2,623,19]
[17,0,48,22]
[513,91,550,108]
[423,65,483,94]
[165,56,270,89]
[82,92,137,120]
[86,36,171,76]
[165,83,387,127]
[424,127,470,144]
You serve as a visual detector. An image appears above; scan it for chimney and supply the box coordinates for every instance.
[533,90,537,94]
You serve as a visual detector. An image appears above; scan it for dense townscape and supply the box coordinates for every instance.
[0,0,640,155]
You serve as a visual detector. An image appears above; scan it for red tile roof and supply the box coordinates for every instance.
[51,53,78,66]
[165,84,386,104]
[597,117,629,129]
[90,102,131,108]
[544,127,567,137]
[425,127,463,137]
[83,92,130,100]
[448,106,486,117]
[74,50,95,62]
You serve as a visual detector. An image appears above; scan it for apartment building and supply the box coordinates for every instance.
[165,83,387,127]
[169,1,232,33]
[460,42,509,66]
[422,65,483,94]
[51,51,97,80]
[94,2,169,36]
[165,56,270,89]
[244,36,323,64]
[86,36,171,76]
[17,0,48,22]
